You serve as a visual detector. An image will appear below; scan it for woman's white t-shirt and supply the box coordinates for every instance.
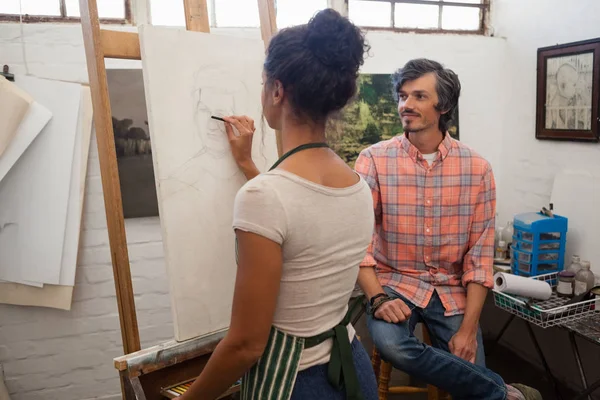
[232,169,374,370]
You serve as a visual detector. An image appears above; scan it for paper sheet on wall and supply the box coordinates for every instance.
[0,282,74,310]
[0,75,34,158]
[550,170,600,277]
[60,86,94,286]
[139,25,279,341]
[0,75,80,286]
[0,98,52,185]
[0,85,93,309]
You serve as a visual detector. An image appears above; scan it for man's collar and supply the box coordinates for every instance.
[398,131,454,163]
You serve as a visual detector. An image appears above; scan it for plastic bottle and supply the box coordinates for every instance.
[495,225,504,251]
[502,221,514,256]
[574,261,595,296]
[567,255,583,275]
[496,240,507,259]
[502,221,514,244]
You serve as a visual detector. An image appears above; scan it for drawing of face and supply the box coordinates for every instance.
[194,86,236,156]
[192,71,250,158]
[556,64,578,99]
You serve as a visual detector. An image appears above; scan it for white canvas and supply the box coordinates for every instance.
[0,75,33,158]
[139,25,278,341]
[60,86,94,286]
[550,170,600,276]
[0,87,93,307]
[0,75,81,285]
[0,100,51,184]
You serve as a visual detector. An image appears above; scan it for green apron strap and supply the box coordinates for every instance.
[268,142,329,171]
[304,295,366,400]
[327,324,362,400]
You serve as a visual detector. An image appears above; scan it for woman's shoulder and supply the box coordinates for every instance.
[235,173,286,208]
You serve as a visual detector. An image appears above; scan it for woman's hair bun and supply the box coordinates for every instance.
[304,8,367,73]
[263,8,370,121]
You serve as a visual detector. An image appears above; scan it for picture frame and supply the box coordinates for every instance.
[536,37,600,142]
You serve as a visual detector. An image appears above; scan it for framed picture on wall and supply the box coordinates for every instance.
[536,38,600,142]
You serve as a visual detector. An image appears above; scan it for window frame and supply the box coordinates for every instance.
[0,0,132,24]
[206,0,331,29]
[346,0,490,35]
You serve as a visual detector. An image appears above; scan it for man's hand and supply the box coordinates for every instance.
[449,329,477,363]
[374,298,412,323]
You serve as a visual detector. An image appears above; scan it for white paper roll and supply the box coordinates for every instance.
[493,272,552,300]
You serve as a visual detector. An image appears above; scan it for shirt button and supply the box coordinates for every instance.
[426,199,431,205]
[426,228,430,233]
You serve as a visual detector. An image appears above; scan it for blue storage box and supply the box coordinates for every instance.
[511,212,568,277]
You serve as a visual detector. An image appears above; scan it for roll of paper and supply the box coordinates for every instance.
[493,272,552,300]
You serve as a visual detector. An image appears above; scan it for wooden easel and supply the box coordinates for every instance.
[78,0,279,398]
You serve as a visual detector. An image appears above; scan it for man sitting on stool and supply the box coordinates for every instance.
[355,58,541,400]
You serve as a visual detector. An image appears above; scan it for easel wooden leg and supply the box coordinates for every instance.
[79,0,141,357]
[120,374,147,400]
[130,377,147,400]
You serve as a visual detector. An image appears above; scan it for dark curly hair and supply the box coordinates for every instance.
[392,58,461,133]
[263,8,370,123]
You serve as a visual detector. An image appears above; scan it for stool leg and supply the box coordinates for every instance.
[427,385,440,400]
[378,361,392,400]
[371,348,381,379]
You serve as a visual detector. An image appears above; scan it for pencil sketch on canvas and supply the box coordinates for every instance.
[545,52,593,130]
[139,25,278,341]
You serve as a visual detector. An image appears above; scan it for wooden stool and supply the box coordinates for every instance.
[370,324,451,400]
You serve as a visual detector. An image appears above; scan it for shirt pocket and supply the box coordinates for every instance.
[440,194,470,248]
[382,203,415,234]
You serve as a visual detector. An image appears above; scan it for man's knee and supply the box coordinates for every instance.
[367,317,424,372]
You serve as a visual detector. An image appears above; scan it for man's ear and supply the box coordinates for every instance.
[437,103,450,115]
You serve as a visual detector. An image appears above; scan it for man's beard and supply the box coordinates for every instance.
[403,123,426,134]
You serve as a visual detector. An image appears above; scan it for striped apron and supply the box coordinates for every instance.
[241,297,364,400]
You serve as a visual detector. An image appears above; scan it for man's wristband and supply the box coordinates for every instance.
[368,295,393,315]
[369,293,388,307]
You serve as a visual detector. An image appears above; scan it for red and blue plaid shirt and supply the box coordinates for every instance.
[355,133,496,316]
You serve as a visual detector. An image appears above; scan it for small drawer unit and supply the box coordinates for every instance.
[511,212,568,277]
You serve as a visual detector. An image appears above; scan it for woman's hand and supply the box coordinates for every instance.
[223,116,261,180]
[223,115,255,165]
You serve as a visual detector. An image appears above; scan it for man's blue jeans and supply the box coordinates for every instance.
[367,286,508,400]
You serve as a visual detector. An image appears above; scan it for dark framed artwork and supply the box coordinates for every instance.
[536,38,600,142]
[106,69,159,218]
